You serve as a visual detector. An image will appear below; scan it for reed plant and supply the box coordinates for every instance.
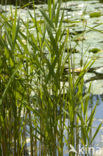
[0,0,102,155]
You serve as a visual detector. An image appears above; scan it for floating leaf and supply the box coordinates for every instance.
[89,12,101,18]
[89,48,101,53]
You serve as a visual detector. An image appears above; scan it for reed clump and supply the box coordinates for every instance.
[0,0,102,155]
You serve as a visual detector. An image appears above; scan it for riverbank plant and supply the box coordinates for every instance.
[0,0,102,155]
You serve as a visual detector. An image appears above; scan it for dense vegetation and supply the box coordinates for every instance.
[0,0,102,155]
[1,0,46,5]
[1,0,103,6]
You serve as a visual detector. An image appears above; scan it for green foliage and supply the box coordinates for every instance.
[0,0,102,155]
[89,48,101,53]
[89,11,101,18]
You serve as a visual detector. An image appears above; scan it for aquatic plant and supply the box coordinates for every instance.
[0,0,102,155]
[89,11,101,18]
